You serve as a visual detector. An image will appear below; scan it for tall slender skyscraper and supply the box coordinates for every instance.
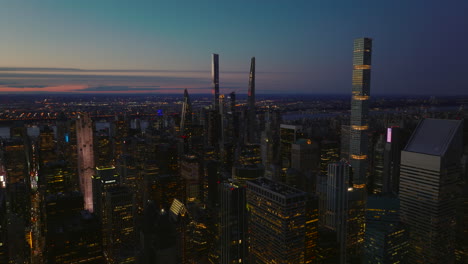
[247,57,256,143]
[76,113,95,212]
[349,37,372,187]
[400,118,463,263]
[348,37,372,261]
[212,54,220,112]
[180,88,192,136]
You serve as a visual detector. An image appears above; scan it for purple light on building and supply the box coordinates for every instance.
[387,127,392,143]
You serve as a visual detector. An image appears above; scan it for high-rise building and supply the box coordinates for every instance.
[180,155,201,203]
[219,181,248,264]
[400,118,463,263]
[319,161,350,264]
[349,37,372,187]
[370,134,385,194]
[363,196,408,264]
[382,127,402,194]
[180,88,192,138]
[140,201,177,264]
[340,125,351,160]
[280,124,303,169]
[76,113,95,212]
[347,38,372,260]
[246,57,257,144]
[103,186,136,263]
[247,178,307,263]
[212,53,220,112]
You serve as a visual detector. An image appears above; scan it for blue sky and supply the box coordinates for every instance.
[0,0,467,94]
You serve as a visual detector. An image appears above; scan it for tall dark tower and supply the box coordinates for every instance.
[349,37,372,187]
[347,37,372,261]
[180,88,192,136]
[247,57,256,143]
[212,54,220,111]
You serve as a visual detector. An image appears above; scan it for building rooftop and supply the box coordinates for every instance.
[247,177,306,199]
[404,118,462,156]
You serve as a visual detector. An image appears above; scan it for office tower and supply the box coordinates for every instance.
[340,125,350,160]
[319,140,340,176]
[180,89,192,137]
[363,196,408,264]
[382,127,402,194]
[47,211,104,263]
[95,126,113,167]
[76,113,95,212]
[204,160,220,207]
[39,126,57,164]
[400,118,463,263]
[280,124,303,169]
[56,116,79,190]
[219,94,226,146]
[206,109,221,149]
[219,182,248,264]
[180,155,201,203]
[111,114,129,162]
[247,178,307,263]
[370,134,385,194]
[212,53,220,112]
[246,57,256,143]
[41,161,74,194]
[140,201,177,264]
[45,192,104,263]
[349,37,372,187]
[144,170,181,211]
[1,137,32,263]
[92,166,120,221]
[316,227,340,264]
[291,139,320,176]
[305,194,319,264]
[120,155,144,214]
[102,186,136,263]
[317,161,349,264]
[290,139,319,191]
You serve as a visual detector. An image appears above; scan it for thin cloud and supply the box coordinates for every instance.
[76,86,162,92]
[8,85,49,88]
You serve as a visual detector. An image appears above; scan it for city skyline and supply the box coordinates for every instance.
[1,1,467,95]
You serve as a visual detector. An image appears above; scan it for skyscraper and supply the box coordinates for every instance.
[247,57,256,143]
[76,113,95,212]
[247,178,306,263]
[180,88,192,136]
[349,37,372,187]
[103,186,136,263]
[347,38,372,260]
[363,196,408,264]
[317,161,350,264]
[219,181,248,264]
[212,53,220,112]
[400,118,463,263]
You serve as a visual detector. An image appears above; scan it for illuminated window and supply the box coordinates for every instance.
[351,125,369,131]
[353,65,371,70]
[351,154,367,160]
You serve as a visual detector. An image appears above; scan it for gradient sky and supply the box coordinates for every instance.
[1,0,467,95]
